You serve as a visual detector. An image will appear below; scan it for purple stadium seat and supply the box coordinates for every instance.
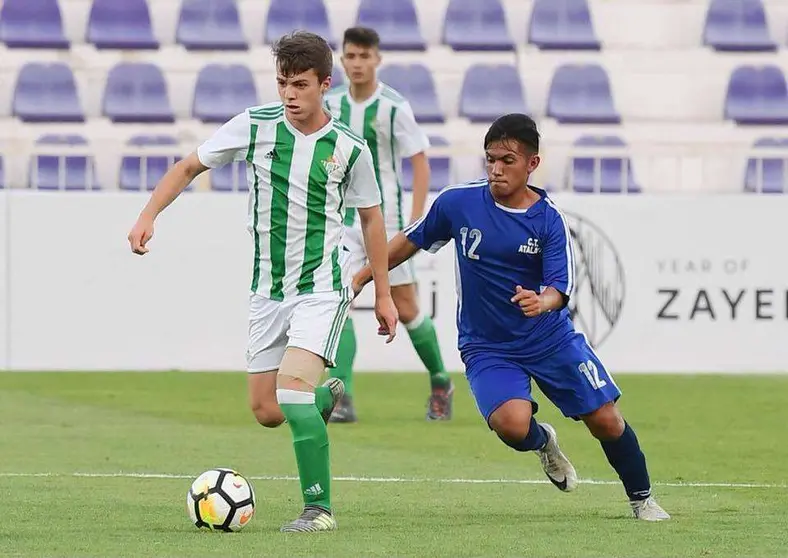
[459,64,527,123]
[529,0,600,50]
[30,135,99,191]
[177,0,247,50]
[13,63,84,123]
[211,161,248,192]
[443,0,514,51]
[120,136,184,191]
[402,136,450,192]
[570,136,640,194]
[193,64,258,123]
[87,0,158,49]
[744,138,788,193]
[103,63,174,123]
[0,0,69,48]
[265,0,335,48]
[704,0,776,52]
[356,0,425,51]
[378,64,444,123]
[547,64,620,124]
[725,65,788,125]
[331,67,345,88]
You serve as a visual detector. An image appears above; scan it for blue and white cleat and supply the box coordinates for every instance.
[630,496,671,521]
[536,423,578,492]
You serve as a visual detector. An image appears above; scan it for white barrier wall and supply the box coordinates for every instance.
[0,191,8,369]
[2,191,787,373]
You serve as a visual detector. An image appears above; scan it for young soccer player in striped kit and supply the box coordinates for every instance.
[324,27,453,422]
[128,31,398,533]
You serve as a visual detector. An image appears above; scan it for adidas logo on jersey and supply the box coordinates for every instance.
[519,238,541,255]
[264,149,279,161]
[304,483,324,497]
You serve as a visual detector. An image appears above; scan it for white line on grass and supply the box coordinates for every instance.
[0,472,784,489]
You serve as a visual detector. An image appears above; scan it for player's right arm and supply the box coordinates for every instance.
[352,188,453,295]
[128,111,250,255]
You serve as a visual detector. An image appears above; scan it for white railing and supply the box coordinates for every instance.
[1,142,786,194]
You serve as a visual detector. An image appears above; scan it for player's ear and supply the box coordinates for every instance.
[528,154,541,173]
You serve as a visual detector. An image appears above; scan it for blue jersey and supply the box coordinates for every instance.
[405,180,577,361]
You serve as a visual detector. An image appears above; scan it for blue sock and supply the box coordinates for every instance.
[600,422,652,501]
[498,417,548,452]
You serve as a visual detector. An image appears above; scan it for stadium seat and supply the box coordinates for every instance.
[120,136,183,191]
[29,135,99,191]
[13,63,84,123]
[331,67,345,87]
[103,63,175,123]
[725,65,788,125]
[569,136,640,194]
[87,0,159,49]
[193,64,258,123]
[356,0,425,51]
[0,156,4,188]
[459,64,527,123]
[211,161,248,192]
[744,137,788,193]
[0,0,69,49]
[177,0,247,50]
[703,0,776,52]
[378,64,444,123]
[547,64,620,124]
[401,136,450,192]
[529,0,601,50]
[265,0,335,48]
[442,0,514,51]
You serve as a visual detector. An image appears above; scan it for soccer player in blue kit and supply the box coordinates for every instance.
[352,114,670,521]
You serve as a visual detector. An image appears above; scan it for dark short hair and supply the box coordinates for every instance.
[343,27,381,49]
[272,31,333,82]
[484,113,540,154]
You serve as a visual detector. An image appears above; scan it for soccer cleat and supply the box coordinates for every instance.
[328,394,357,423]
[630,496,671,521]
[536,423,578,492]
[280,506,337,532]
[426,381,455,420]
[319,378,345,424]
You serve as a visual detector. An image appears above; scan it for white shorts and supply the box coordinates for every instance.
[343,227,416,287]
[246,289,352,373]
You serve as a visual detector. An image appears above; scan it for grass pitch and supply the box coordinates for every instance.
[0,372,786,557]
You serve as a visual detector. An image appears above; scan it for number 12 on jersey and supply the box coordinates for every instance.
[460,227,482,260]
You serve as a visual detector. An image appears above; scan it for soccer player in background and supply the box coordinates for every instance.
[323,27,453,422]
[352,113,671,521]
[127,31,398,533]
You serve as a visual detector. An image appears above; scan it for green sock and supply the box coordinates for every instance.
[406,315,451,388]
[277,390,331,511]
[329,317,356,398]
[315,385,332,416]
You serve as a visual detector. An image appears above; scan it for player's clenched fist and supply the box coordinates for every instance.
[511,285,544,317]
[128,215,155,255]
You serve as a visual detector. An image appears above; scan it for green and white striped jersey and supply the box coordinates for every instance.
[197,102,381,301]
[324,82,430,232]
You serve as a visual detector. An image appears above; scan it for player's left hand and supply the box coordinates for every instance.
[374,294,399,344]
[511,286,544,317]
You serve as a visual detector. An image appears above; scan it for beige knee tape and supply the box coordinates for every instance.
[277,347,325,387]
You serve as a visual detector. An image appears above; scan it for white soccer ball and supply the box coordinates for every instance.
[186,468,256,532]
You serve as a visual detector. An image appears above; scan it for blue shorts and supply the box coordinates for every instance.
[463,333,621,423]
